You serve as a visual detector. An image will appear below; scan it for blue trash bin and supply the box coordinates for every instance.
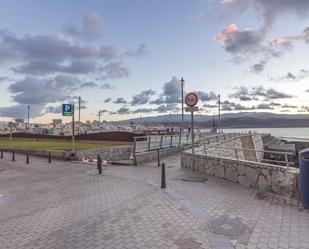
[299,148,309,208]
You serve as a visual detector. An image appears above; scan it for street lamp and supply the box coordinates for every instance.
[218,94,221,133]
[27,105,30,133]
[180,77,185,133]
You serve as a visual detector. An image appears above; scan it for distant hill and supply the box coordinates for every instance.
[119,112,309,128]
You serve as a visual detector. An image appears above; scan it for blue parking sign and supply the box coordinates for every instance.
[62,104,73,116]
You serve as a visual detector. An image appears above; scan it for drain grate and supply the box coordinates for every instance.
[208,217,250,238]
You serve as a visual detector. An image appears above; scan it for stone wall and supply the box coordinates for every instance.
[251,134,264,161]
[181,152,299,198]
[76,146,133,161]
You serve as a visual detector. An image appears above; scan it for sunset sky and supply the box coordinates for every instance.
[0,0,309,123]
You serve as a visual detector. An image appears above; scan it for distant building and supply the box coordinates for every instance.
[15,119,24,124]
[52,119,62,127]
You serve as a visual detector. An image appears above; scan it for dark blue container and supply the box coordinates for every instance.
[299,148,309,209]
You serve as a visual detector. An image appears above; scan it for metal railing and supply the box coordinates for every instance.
[200,145,295,170]
[133,132,251,154]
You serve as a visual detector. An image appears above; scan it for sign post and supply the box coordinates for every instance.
[185,92,199,171]
[62,104,75,152]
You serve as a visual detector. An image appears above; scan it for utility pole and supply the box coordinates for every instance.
[27,105,30,133]
[78,96,81,124]
[78,96,81,135]
[218,94,221,133]
[72,104,75,152]
[181,77,185,133]
[9,121,12,143]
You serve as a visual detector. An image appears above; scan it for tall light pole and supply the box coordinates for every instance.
[27,105,30,133]
[180,77,184,133]
[218,94,221,133]
[78,96,81,124]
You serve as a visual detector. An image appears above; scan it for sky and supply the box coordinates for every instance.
[0,0,309,123]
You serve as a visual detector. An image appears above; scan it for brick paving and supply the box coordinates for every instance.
[0,152,309,249]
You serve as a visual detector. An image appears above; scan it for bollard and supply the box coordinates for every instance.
[157,149,161,167]
[98,156,102,175]
[0,149,3,159]
[26,153,29,164]
[12,151,15,161]
[97,155,100,170]
[48,152,51,163]
[161,163,166,189]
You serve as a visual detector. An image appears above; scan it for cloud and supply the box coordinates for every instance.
[114,97,128,104]
[0,75,81,118]
[255,103,273,110]
[157,103,180,113]
[101,62,129,80]
[44,105,62,114]
[220,0,309,31]
[221,100,252,111]
[117,107,130,114]
[132,108,153,114]
[125,43,149,58]
[64,11,105,38]
[150,77,182,105]
[282,104,298,109]
[229,86,256,101]
[13,60,97,75]
[215,23,309,69]
[99,45,119,60]
[131,89,156,105]
[0,76,10,84]
[0,104,43,118]
[272,69,309,82]
[230,86,293,101]
[251,61,266,73]
[215,24,265,56]
[80,81,98,88]
[196,91,218,102]
[203,104,217,108]
[104,97,112,103]
[100,83,113,89]
[9,75,78,105]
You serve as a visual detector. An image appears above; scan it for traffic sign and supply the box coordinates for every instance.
[62,104,73,116]
[185,106,199,112]
[185,92,198,107]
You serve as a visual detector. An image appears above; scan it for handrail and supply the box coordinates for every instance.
[211,145,295,156]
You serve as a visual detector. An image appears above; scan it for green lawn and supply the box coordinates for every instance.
[0,140,121,151]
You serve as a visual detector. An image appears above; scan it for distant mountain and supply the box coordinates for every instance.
[119,112,309,128]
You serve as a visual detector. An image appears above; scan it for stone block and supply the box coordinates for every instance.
[238,175,252,187]
[215,164,225,178]
[257,175,271,192]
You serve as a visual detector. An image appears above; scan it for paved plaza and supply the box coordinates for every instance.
[0,153,309,249]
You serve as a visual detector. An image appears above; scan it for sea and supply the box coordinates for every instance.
[221,127,309,141]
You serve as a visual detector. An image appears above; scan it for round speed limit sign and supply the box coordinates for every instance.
[185,92,199,107]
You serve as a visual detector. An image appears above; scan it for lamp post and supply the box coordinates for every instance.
[27,105,30,133]
[218,94,221,133]
[180,77,185,133]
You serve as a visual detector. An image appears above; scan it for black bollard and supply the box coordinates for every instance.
[12,151,15,161]
[48,152,51,163]
[26,153,29,164]
[98,156,102,175]
[97,155,100,170]
[0,149,3,159]
[157,149,161,167]
[161,163,166,189]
